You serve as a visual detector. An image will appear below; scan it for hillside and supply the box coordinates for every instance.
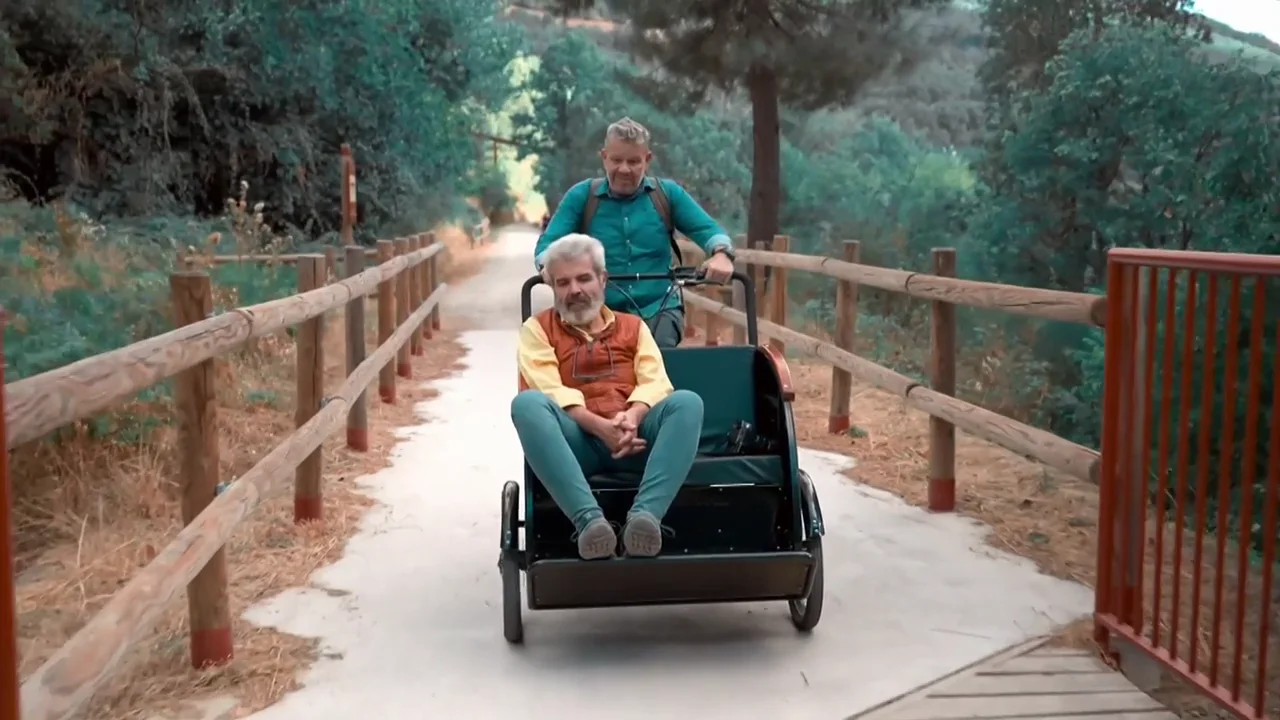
[504,1,1280,148]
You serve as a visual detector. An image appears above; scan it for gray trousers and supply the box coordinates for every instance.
[645,307,686,349]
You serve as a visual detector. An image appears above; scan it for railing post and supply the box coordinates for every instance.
[731,234,747,345]
[750,242,767,330]
[409,235,424,357]
[701,287,719,346]
[394,237,412,379]
[340,143,356,246]
[344,246,369,451]
[294,256,326,523]
[324,246,337,282]
[770,234,790,354]
[429,231,441,333]
[0,309,18,720]
[377,239,397,403]
[829,240,861,433]
[419,232,433,341]
[928,247,958,512]
[170,270,233,668]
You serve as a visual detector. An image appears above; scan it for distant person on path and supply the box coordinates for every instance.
[514,234,704,558]
[535,117,737,348]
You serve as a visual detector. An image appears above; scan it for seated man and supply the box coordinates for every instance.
[512,233,704,560]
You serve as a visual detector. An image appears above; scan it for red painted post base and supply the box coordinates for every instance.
[411,345,423,356]
[706,337,718,347]
[927,478,956,513]
[190,627,234,669]
[432,316,441,331]
[380,386,395,404]
[294,495,323,523]
[396,362,412,379]
[346,427,369,452]
[828,415,850,434]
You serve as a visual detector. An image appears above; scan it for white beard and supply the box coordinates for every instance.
[556,296,604,327]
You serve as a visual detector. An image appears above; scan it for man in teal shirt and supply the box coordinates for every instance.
[535,117,737,348]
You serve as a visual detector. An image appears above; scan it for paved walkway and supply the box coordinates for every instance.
[238,228,1099,719]
[853,637,1177,719]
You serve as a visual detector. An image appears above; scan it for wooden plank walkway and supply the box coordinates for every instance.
[850,636,1177,720]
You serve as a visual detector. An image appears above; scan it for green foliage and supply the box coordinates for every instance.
[511,31,750,223]
[0,0,522,236]
[0,202,297,439]
[979,0,1206,99]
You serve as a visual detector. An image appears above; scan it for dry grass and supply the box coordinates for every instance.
[11,223,488,719]
[688,314,1279,720]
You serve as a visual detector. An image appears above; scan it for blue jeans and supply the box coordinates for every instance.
[509,389,704,532]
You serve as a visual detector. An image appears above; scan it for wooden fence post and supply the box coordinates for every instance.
[377,239,396,403]
[702,287,721,346]
[770,234,790,354]
[731,234,748,345]
[829,241,861,433]
[324,246,336,282]
[408,236,424,357]
[419,232,433,341]
[750,242,767,327]
[394,237,412,378]
[929,247,958,512]
[170,271,233,668]
[429,231,441,332]
[344,246,369,451]
[340,143,356,246]
[294,256,326,523]
[0,309,18,720]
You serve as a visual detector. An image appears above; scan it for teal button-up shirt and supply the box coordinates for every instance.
[535,176,732,319]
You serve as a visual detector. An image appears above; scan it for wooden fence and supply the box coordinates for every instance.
[689,235,1104,511]
[689,236,1277,719]
[2,230,448,720]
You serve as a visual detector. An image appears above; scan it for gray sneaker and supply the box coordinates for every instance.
[622,511,664,558]
[575,518,617,560]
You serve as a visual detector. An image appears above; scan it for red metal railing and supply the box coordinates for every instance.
[2,308,19,720]
[1098,248,1280,719]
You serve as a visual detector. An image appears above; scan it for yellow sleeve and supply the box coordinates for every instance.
[627,321,674,408]
[517,319,586,409]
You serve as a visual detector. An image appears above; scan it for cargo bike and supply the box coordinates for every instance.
[499,267,826,643]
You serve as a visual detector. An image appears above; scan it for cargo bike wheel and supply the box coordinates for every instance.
[499,480,524,644]
[789,469,824,632]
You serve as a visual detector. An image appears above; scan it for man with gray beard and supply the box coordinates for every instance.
[513,233,704,559]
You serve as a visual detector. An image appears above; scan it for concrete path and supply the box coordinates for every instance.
[242,227,1094,720]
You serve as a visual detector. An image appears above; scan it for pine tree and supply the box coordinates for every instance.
[545,0,947,249]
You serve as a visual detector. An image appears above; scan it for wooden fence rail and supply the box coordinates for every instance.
[685,293,1101,484]
[3,242,443,450]
[733,247,1108,327]
[686,240,1107,512]
[4,231,449,720]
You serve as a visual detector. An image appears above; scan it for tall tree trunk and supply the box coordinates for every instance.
[746,62,781,251]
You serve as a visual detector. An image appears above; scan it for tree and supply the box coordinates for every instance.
[980,0,1207,99]
[0,0,521,235]
[538,0,947,249]
[511,30,751,223]
[967,22,1279,465]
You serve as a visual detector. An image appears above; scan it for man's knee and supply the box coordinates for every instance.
[649,311,685,348]
[662,389,704,418]
[510,390,555,424]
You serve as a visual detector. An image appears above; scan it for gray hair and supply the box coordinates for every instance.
[605,117,651,146]
[538,233,607,277]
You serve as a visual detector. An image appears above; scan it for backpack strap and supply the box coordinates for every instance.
[649,178,683,266]
[579,179,605,234]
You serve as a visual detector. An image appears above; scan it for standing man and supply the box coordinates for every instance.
[535,117,737,348]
